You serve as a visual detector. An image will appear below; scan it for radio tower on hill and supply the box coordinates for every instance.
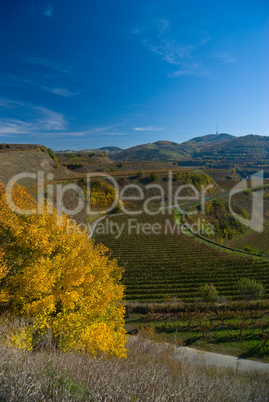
[216,124,219,135]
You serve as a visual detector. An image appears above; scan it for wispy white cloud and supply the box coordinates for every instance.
[134,127,164,131]
[0,99,23,109]
[154,18,170,35]
[44,131,88,137]
[1,73,77,98]
[168,63,209,78]
[43,5,54,17]
[137,18,193,67]
[1,56,77,97]
[0,99,125,139]
[36,124,126,138]
[132,18,169,36]
[24,56,72,75]
[91,125,118,133]
[0,119,32,135]
[34,107,67,131]
[215,52,235,64]
[45,87,78,97]
[102,132,126,136]
[144,38,193,65]
[40,129,127,138]
[0,100,67,135]
[200,36,211,46]
[79,126,126,136]
[133,18,216,77]
[124,103,148,110]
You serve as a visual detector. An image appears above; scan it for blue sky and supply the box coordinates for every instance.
[0,0,268,150]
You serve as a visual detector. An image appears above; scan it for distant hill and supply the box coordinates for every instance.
[55,133,269,165]
[190,134,269,165]
[99,146,123,154]
[57,135,236,161]
[58,146,123,155]
[108,134,269,165]
[184,133,235,146]
[109,134,237,162]
[55,151,114,170]
[109,141,190,162]
[22,133,269,168]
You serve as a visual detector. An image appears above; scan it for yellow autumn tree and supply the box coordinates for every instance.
[88,180,118,210]
[0,183,127,357]
[0,252,9,303]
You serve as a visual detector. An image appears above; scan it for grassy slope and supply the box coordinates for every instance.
[0,149,76,186]
[0,335,268,401]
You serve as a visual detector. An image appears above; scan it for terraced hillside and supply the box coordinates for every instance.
[228,225,269,255]
[94,213,269,302]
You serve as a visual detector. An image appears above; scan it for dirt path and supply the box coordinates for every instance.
[175,346,269,372]
[128,337,269,372]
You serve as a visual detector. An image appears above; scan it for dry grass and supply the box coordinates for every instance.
[0,149,76,187]
[0,330,268,401]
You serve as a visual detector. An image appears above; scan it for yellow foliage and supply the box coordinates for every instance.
[11,326,33,351]
[0,254,9,303]
[88,181,118,210]
[0,183,127,357]
[205,201,213,214]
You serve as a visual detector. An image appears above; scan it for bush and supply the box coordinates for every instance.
[65,153,75,159]
[67,163,85,170]
[47,148,56,159]
[137,170,143,178]
[53,156,59,169]
[111,201,123,214]
[236,278,264,301]
[174,172,182,181]
[150,172,158,182]
[199,283,219,302]
[243,245,260,254]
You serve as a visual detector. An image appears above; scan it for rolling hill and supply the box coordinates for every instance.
[55,134,269,166]
[109,134,269,165]
[57,146,123,155]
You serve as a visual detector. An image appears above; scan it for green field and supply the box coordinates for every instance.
[124,300,269,361]
[95,212,269,303]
